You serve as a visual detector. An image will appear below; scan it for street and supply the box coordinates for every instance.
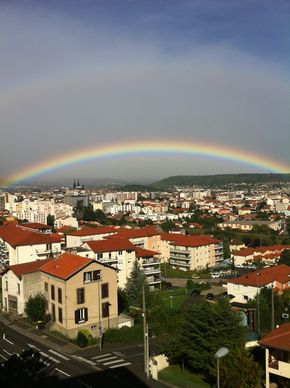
[0,322,165,387]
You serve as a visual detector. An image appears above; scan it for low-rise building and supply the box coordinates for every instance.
[66,226,118,248]
[259,323,290,388]
[0,223,62,265]
[40,253,118,338]
[227,265,290,304]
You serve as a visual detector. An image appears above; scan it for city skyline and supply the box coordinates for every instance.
[1,0,289,183]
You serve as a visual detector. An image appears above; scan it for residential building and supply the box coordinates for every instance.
[0,223,62,265]
[218,220,284,232]
[227,265,290,304]
[40,253,118,338]
[66,226,118,248]
[259,324,290,388]
[156,234,223,271]
[83,239,161,289]
[2,259,52,314]
[233,245,290,267]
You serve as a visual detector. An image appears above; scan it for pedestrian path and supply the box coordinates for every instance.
[28,343,70,368]
[91,351,131,369]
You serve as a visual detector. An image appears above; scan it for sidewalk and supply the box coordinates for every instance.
[0,313,79,355]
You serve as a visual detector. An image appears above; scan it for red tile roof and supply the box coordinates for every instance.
[67,226,117,237]
[86,239,136,253]
[40,253,92,280]
[161,233,221,248]
[259,323,290,351]
[4,258,52,277]
[107,226,159,240]
[228,264,290,287]
[21,223,52,230]
[0,223,61,247]
[134,247,159,257]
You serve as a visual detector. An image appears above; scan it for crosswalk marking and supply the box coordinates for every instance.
[109,362,132,369]
[40,351,61,364]
[48,349,70,361]
[91,353,111,359]
[95,356,117,362]
[103,358,125,366]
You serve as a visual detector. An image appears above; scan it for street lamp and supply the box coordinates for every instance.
[256,272,261,335]
[215,347,229,388]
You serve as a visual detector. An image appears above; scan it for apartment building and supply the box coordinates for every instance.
[0,223,62,265]
[66,226,118,248]
[40,253,118,338]
[218,220,284,232]
[233,245,290,267]
[155,233,223,271]
[83,239,161,289]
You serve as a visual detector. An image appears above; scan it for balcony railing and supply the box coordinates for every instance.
[170,253,191,261]
[144,268,161,275]
[142,259,160,266]
[170,260,191,267]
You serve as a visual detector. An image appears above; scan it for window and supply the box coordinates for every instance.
[244,295,249,301]
[118,251,123,255]
[58,307,63,323]
[83,270,101,283]
[5,281,8,291]
[17,284,20,295]
[51,303,56,321]
[97,253,103,259]
[101,283,109,299]
[75,308,88,324]
[58,288,62,304]
[102,302,110,318]
[51,285,55,300]
[77,288,85,304]
[44,282,48,292]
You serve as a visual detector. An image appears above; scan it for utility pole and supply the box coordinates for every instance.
[142,284,147,376]
[271,285,275,331]
[146,323,150,379]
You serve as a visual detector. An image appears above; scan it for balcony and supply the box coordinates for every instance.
[171,247,189,254]
[98,257,118,265]
[142,259,160,266]
[143,267,161,275]
[268,359,290,379]
[170,259,191,267]
[170,252,190,260]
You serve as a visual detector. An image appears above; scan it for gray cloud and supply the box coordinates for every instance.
[1,2,289,181]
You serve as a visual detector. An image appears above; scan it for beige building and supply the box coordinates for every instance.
[40,253,118,338]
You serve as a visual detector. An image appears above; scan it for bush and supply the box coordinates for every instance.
[24,293,47,323]
[76,329,92,348]
[104,325,143,344]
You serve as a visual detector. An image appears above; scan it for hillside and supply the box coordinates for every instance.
[151,173,290,188]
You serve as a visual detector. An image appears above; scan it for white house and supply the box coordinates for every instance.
[0,223,62,265]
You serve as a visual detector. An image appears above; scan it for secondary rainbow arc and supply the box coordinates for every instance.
[2,140,289,186]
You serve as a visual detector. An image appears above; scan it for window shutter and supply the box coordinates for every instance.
[84,308,88,322]
[75,310,79,324]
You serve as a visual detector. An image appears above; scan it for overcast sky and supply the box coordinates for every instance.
[1,0,289,183]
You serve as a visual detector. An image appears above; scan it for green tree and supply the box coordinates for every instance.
[163,299,245,374]
[24,293,48,323]
[125,261,148,308]
[210,347,262,388]
[278,249,290,266]
[160,219,176,232]
[82,206,96,221]
[95,209,107,224]
[0,348,59,387]
[46,214,55,228]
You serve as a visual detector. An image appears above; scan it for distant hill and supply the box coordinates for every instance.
[118,184,155,192]
[151,173,290,188]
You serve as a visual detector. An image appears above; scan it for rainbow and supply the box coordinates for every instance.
[2,140,289,186]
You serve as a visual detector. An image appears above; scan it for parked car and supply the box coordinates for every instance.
[205,293,215,300]
[191,289,201,296]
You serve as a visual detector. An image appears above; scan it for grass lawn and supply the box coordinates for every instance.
[157,287,189,310]
[161,263,195,279]
[159,365,210,388]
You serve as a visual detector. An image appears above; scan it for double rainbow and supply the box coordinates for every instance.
[2,140,289,186]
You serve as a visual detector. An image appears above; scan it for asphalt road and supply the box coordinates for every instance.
[0,322,165,387]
